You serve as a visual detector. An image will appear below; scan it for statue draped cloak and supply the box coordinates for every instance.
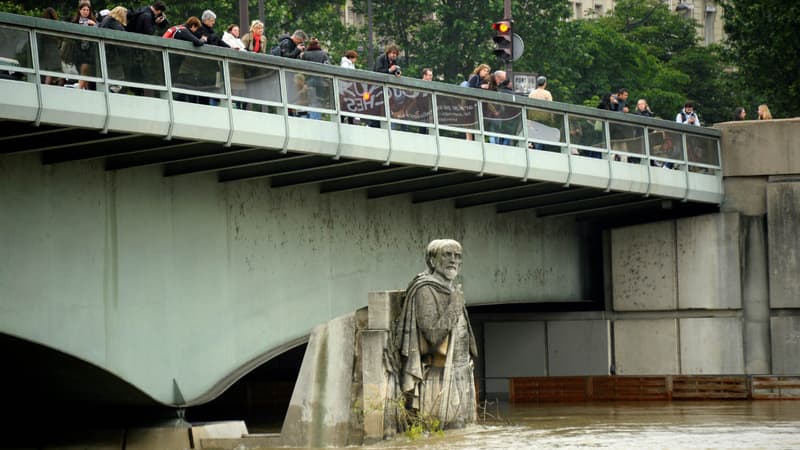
[387,272,478,426]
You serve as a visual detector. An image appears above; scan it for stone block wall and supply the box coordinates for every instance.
[482,319,611,397]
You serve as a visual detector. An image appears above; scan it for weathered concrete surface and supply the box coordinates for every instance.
[679,318,744,374]
[767,182,800,308]
[676,213,741,310]
[484,321,546,396]
[280,313,355,448]
[741,215,771,374]
[367,290,402,331]
[191,421,248,448]
[716,118,800,177]
[0,152,588,404]
[124,427,190,450]
[771,317,800,374]
[614,319,679,375]
[721,177,768,216]
[611,221,677,311]
[547,320,611,376]
[360,329,389,444]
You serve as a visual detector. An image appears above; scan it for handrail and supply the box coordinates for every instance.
[0,12,723,180]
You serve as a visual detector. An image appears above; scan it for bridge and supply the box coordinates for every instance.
[0,12,724,411]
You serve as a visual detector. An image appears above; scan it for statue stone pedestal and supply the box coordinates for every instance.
[279,290,402,447]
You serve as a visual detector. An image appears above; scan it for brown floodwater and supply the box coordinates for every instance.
[359,401,800,449]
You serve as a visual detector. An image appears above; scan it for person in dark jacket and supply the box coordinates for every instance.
[633,98,654,117]
[300,37,331,64]
[373,44,401,76]
[195,10,229,48]
[127,1,167,35]
[173,16,205,46]
[275,30,307,58]
[99,5,128,86]
[99,6,127,31]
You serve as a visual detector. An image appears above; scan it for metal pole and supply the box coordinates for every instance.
[239,0,249,30]
[368,0,374,69]
[505,0,513,74]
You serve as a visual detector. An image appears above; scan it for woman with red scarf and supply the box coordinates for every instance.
[241,20,266,53]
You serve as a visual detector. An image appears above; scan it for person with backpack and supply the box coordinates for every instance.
[676,102,701,126]
[162,16,204,46]
[126,1,167,35]
[271,30,307,58]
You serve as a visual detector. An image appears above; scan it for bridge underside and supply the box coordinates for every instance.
[0,119,717,223]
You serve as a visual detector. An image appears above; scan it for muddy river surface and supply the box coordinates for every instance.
[355,401,800,449]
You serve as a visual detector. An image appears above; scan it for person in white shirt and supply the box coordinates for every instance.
[676,102,701,126]
[340,49,358,69]
[222,24,246,51]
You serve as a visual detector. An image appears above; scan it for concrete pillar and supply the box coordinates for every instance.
[741,215,771,374]
[361,330,389,444]
[280,313,356,448]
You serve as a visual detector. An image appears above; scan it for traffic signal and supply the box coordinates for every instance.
[492,20,513,61]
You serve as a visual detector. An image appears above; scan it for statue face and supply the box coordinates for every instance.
[432,244,462,281]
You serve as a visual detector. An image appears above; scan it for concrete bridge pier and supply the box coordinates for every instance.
[741,215,770,374]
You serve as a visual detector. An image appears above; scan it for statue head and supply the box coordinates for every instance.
[425,239,463,283]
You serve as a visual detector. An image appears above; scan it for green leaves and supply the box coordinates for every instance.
[718,0,800,118]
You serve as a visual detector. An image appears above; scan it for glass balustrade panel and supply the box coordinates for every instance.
[104,43,165,86]
[284,70,334,111]
[228,62,280,103]
[648,129,685,168]
[338,79,386,118]
[168,52,224,94]
[482,101,523,137]
[436,94,478,130]
[388,87,433,124]
[686,134,720,172]
[609,122,645,155]
[1,26,32,73]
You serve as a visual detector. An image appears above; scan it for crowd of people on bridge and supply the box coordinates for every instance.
[35,0,772,147]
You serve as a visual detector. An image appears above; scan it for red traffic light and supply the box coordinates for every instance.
[492,20,513,61]
[492,21,511,34]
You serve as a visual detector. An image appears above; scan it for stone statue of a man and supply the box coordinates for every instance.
[390,239,478,429]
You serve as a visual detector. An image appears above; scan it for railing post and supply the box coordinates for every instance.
[680,132,690,202]
[522,107,531,182]
[98,41,111,134]
[563,113,573,187]
[477,100,487,176]
[162,49,175,141]
[223,59,234,147]
[382,84,394,166]
[643,127,652,197]
[332,76,342,160]
[279,67,290,154]
[431,92,442,171]
[29,30,44,127]
[604,120,612,192]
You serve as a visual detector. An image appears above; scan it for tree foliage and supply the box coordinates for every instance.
[718,0,800,118]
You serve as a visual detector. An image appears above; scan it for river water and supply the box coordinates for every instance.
[359,401,800,449]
